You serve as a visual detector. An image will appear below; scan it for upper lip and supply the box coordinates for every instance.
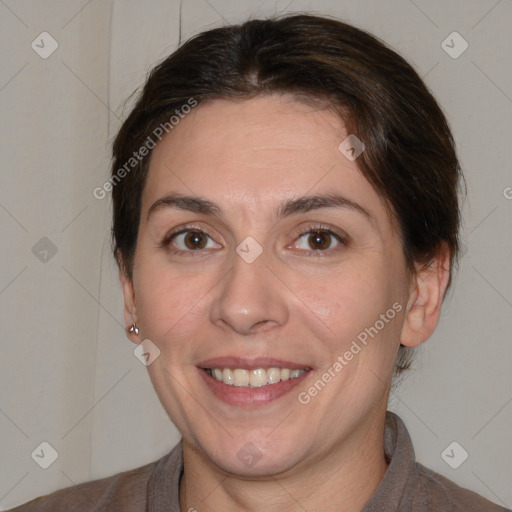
[197,356,311,371]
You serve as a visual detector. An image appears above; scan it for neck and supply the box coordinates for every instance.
[179,408,389,512]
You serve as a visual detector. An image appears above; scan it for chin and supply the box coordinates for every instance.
[206,442,305,478]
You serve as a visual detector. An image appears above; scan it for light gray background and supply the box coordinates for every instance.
[0,0,511,509]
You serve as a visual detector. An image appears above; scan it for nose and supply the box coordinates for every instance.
[209,249,289,335]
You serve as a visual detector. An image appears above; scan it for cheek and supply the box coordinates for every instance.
[291,262,396,339]
[133,257,209,344]
[289,263,405,387]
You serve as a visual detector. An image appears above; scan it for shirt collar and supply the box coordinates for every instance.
[362,411,419,511]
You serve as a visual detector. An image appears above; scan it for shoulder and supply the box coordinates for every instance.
[7,457,159,512]
[415,462,510,512]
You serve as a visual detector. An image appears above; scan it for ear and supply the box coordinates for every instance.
[400,243,451,348]
[119,264,140,346]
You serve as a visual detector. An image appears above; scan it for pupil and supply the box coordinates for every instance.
[309,231,330,250]
[185,231,206,250]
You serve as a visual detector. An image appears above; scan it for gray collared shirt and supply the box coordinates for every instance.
[8,412,510,511]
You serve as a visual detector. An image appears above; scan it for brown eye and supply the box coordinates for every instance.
[292,228,344,254]
[308,231,332,250]
[183,231,208,250]
[166,229,221,253]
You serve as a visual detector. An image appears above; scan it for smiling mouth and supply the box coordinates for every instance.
[204,367,309,388]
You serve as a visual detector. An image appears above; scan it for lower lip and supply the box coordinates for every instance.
[199,369,310,408]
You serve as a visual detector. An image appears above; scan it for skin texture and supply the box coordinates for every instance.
[120,94,450,512]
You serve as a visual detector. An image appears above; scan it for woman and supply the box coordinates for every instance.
[10,13,508,512]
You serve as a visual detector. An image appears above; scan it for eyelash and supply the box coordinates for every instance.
[289,224,347,256]
[159,223,347,257]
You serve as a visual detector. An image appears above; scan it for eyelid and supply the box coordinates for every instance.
[290,223,348,243]
[159,223,220,249]
[285,224,347,255]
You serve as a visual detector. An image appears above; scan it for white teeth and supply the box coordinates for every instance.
[233,369,249,387]
[222,368,234,386]
[208,367,306,387]
[249,368,267,387]
[267,367,281,384]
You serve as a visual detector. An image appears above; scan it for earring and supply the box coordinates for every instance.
[128,323,139,335]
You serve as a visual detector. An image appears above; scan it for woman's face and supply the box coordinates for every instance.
[124,94,414,476]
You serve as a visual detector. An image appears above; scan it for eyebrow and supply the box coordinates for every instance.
[147,192,372,222]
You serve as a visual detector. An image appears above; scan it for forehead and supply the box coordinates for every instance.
[142,95,391,227]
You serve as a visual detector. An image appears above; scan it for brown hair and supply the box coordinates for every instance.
[110,13,463,376]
